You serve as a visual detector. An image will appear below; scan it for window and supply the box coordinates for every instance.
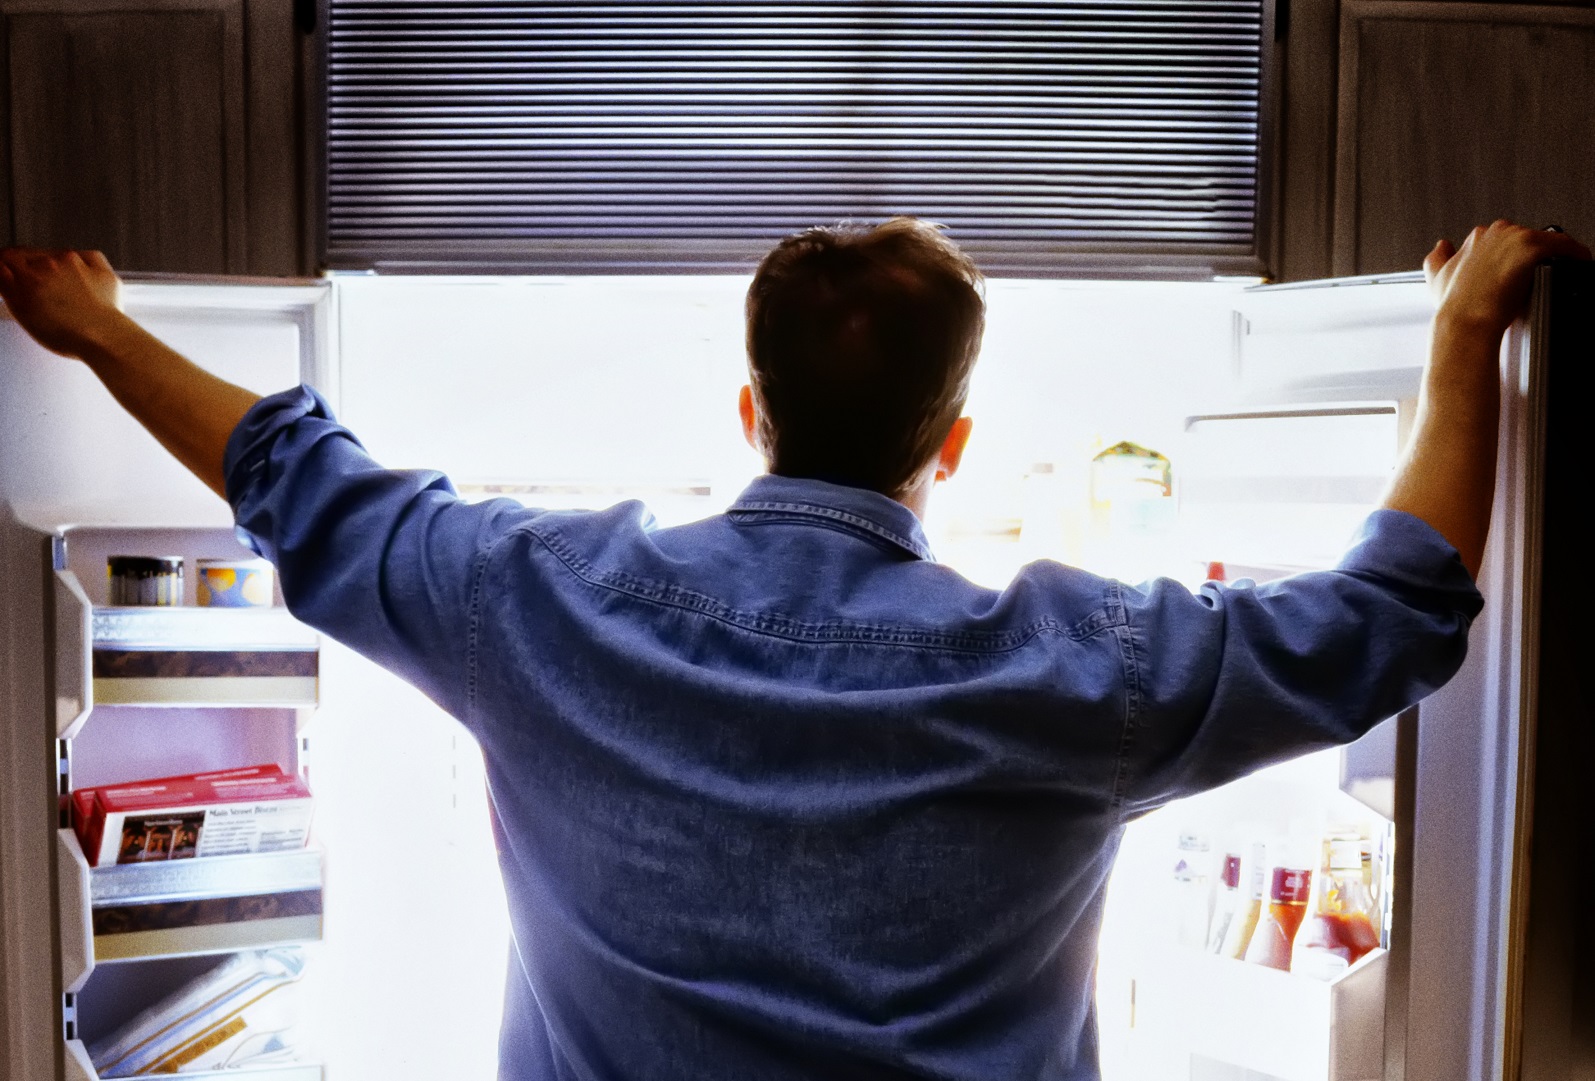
[326,0,1269,275]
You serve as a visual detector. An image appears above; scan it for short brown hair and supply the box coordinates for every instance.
[745,218,986,499]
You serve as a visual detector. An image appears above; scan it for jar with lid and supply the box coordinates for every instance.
[108,556,184,606]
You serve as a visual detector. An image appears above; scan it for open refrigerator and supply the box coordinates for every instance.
[0,261,1586,1081]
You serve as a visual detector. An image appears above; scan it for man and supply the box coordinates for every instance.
[0,219,1588,1080]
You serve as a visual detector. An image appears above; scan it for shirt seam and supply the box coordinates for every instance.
[728,514,920,561]
[1108,580,1143,814]
[462,530,502,719]
[727,502,932,561]
[519,522,1121,651]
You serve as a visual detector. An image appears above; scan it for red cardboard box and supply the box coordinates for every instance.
[73,765,312,867]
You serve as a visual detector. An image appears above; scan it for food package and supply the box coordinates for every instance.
[87,948,306,1076]
[73,765,313,867]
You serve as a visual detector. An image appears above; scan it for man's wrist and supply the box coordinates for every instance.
[1433,303,1510,343]
[75,311,152,370]
[1424,313,1504,406]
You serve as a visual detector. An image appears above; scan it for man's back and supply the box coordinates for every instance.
[477,477,1127,1079]
[222,397,1481,1079]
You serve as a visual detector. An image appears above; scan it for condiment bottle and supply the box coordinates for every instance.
[1220,841,1267,960]
[1244,866,1312,970]
[1206,852,1242,953]
[1292,832,1382,980]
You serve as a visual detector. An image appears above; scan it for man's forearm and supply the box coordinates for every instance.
[78,315,261,499]
[1380,313,1502,579]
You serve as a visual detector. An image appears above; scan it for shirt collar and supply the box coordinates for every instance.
[727,474,936,562]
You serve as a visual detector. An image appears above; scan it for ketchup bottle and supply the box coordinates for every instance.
[1293,833,1382,979]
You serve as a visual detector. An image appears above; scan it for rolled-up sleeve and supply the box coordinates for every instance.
[1118,509,1485,816]
[224,386,527,718]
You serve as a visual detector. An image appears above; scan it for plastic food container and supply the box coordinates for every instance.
[196,559,275,608]
[107,556,184,607]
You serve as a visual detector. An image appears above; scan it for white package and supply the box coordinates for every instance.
[88,948,305,1076]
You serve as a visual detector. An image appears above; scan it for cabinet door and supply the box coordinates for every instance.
[0,0,305,274]
[1333,1,1595,277]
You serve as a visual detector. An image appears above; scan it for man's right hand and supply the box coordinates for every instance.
[1423,221,1591,339]
[0,247,130,360]
[1385,220,1591,579]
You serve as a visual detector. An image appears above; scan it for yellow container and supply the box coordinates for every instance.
[195,559,275,608]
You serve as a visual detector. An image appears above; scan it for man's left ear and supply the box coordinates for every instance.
[935,416,974,482]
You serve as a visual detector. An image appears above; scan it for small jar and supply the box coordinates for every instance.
[108,556,184,606]
[196,559,275,608]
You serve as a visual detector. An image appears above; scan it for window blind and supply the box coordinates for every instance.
[326,0,1267,274]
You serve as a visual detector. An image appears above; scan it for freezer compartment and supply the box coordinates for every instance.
[1125,947,1386,1081]
[58,830,324,991]
[1230,276,1431,403]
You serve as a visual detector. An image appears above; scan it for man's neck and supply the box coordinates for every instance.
[896,477,933,522]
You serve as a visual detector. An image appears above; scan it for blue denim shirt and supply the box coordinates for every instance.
[226,386,1483,1081]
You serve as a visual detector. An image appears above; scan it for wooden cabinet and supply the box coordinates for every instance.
[1333,1,1595,277]
[0,0,310,275]
[1277,0,1595,281]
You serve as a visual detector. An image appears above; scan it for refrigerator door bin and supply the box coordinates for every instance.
[51,522,320,733]
[90,595,317,710]
[58,830,324,991]
[64,1039,322,1081]
[1230,275,1431,403]
[55,568,319,736]
[1127,947,1387,1081]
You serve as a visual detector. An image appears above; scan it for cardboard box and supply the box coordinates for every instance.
[73,765,312,867]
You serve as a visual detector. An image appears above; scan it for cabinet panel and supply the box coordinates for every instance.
[0,0,309,275]
[1335,2,1595,276]
[2,0,247,273]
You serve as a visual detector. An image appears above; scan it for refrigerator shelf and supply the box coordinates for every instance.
[55,571,319,735]
[58,831,324,992]
[1125,946,1385,1081]
[65,1039,322,1081]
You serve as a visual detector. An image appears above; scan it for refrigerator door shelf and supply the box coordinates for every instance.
[55,569,320,736]
[64,1038,323,1081]
[57,831,324,991]
[1231,278,1432,406]
[1126,946,1386,1081]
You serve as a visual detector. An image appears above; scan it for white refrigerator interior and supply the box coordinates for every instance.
[1,270,1538,1081]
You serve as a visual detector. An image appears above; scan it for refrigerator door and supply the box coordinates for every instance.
[0,279,332,531]
[0,280,330,1081]
[1501,260,1595,1081]
[1190,271,1545,1081]
[1093,275,1432,1081]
